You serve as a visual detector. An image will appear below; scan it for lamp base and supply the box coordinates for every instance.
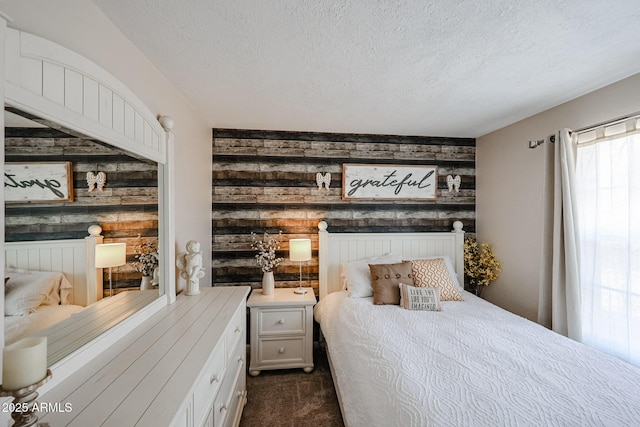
[294,288,308,295]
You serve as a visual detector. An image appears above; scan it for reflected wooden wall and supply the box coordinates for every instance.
[4,124,158,291]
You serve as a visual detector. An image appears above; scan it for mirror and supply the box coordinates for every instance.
[3,106,160,363]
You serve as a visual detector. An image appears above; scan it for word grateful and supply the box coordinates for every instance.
[4,173,65,198]
[347,169,434,197]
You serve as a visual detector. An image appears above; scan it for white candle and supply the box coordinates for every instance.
[2,337,47,390]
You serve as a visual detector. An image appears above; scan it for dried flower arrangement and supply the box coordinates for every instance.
[251,231,284,273]
[463,238,501,296]
[132,240,159,277]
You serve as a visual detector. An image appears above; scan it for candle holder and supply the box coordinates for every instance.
[0,369,52,427]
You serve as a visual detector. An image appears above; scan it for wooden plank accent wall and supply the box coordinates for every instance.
[212,128,476,295]
[5,113,158,291]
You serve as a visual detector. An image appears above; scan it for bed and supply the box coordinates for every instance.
[4,225,105,345]
[313,221,640,427]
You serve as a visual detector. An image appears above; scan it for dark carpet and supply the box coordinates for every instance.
[240,345,345,427]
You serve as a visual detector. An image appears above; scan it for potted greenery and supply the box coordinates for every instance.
[463,238,501,297]
[250,231,284,295]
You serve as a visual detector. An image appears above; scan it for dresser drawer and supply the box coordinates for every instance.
[229,337,246,381]
[225,305,244,359]
[223,370,246,427]
[258,337,305,365]
[214,341,245,427]
[258,307,305,336]
[193,341,226,425]
[170,398,193,427]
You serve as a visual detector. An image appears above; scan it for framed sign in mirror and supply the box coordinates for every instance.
[342,163,437,200]
[5,162,74,203]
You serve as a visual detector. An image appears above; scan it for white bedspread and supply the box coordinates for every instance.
[5,304,85,345]
[314,291,640,427]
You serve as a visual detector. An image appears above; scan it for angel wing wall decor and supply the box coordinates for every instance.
[316,172,331,190]
[446,175,461,193]
[86,171,107,192]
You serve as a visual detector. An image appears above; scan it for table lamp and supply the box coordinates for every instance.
[95,243,126,297]
[289,238,311,295]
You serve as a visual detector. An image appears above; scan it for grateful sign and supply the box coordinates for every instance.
[342,164,437,200]
[5,162,74,202]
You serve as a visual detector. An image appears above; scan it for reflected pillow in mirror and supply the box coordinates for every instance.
[4,269,69,316]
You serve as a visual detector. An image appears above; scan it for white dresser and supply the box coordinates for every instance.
[37,286,250,427]
[247,288,316,376]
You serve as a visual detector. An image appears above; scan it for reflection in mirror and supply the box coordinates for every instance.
[3,107,159,364]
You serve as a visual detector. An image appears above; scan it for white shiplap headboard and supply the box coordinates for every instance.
[4,225,105,306]
[317,221,465,299]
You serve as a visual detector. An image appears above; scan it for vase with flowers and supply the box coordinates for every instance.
[251,231,284,295]
[132,239,159,290]
[463,238,501,297]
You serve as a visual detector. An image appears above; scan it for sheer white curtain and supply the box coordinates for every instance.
[538,129,582,340]
[576,125,640,366]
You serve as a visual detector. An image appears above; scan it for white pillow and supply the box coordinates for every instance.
[4,270,70,316]
[58,277,73,305]
[403,256,463,291]
[341,253,402,298]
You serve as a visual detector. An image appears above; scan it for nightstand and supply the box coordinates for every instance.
[247,287,316,376]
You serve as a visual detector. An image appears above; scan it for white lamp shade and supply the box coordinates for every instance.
[289,238,312,262]
[95,243,126,268]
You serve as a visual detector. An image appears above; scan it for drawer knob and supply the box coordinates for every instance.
[220,394,234,413]
[234,326,241,333]
[278,347,285,354]
[238,356,244,364]
[210,373,220,384]
[278,319,285,325]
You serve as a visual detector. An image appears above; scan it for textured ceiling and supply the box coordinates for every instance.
[93,0,640,138]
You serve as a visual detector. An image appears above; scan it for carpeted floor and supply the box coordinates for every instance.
[240,344,344,427]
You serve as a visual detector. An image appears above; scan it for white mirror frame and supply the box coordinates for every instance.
[0,24,176,388]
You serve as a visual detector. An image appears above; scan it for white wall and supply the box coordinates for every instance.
[0,0,213,289]
[477,72,640,321]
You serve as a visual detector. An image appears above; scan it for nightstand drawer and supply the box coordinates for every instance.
[258,337,305,364]
[258,307,305,335]
[248,288,315,375]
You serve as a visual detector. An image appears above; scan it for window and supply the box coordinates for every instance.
[575,121,640,366]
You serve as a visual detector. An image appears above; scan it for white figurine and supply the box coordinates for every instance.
[86,171,107,192]
[151,266,160,287]
[316,172,331,190]
[446,175,461,193]
[176,240,205,295]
